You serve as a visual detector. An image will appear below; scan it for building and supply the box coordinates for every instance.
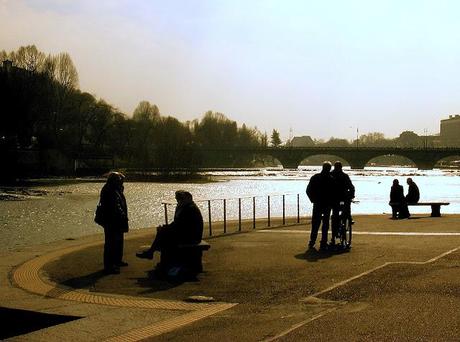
[440,115,460,146]
[289,136,314,147]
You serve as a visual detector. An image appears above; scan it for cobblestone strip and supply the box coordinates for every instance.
[105,303,236,342]
[11,242,230,312]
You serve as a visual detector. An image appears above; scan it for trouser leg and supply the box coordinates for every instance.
[114,231,124,264]
[309,204,321,245]
[151,227,175,251]
[400,204,410,218]
[331,206,340,240]
[320,207,331,245]
[104,228,117,270]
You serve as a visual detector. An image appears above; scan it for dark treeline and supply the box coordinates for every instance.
[0,46,271,177]
[1,45,454,178]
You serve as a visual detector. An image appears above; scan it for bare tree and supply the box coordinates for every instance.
[55,52,79,90]
[0,50,7,62]
[11,45,46,72]
[42,54,57,78]
[133,101,160,122]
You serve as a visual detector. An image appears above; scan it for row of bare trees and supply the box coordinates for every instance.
[0,46,275,171]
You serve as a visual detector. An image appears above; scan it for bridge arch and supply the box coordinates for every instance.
[434,155,460,168]
[231,147,460,170]
[366,154,416,168]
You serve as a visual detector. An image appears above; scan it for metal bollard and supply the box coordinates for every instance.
[163,203,168,225]
[253,196,256,229]
[268,195,271,227]
[238,198,242,232]
[223,199,227,234]
[282,194,286,225]
[208,200,212,236]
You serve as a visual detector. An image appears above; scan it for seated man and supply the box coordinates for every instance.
[136,191,203,273]
[405,177,420,204]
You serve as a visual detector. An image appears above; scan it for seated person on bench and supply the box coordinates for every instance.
[405,177,420,204]
[136,190,203,260]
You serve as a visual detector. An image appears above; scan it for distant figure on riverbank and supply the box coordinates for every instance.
[406,178,420,204]
[390,179,410,219]
[136,190,203,275]
[306,161,334,250]
[331,161,355,246]
[98,172,129,274]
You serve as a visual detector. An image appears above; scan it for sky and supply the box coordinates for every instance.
[1,0,460,141]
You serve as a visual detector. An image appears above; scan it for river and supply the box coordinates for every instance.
[1,167,459,250]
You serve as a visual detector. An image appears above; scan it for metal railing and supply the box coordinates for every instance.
[162,193,306,237]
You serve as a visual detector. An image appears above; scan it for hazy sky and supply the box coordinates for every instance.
[2,0,460,140]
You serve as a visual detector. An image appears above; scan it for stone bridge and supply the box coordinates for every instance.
[205,147,460,170]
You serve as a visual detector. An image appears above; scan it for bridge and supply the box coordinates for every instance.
[200,146,460,170]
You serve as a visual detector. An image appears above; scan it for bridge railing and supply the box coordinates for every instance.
[162,193,309,237]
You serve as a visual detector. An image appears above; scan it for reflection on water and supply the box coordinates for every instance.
[1,167,459,249]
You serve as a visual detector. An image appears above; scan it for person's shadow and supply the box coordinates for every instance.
[61,270,107,289]
[134,268,200,295]
[295,246,350,262]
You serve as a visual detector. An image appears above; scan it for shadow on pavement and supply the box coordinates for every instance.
[296,247,351,262]
[61,270,107,289]
[133,269,202,295]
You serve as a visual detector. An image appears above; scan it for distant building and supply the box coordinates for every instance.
[440,115,460,146]
[289,136,314,147]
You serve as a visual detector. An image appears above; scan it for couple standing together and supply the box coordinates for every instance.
[97,172,203,275]
[306,161,355,251]
[390,178,420,219]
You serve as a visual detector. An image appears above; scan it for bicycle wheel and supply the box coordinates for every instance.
[339,216,352,249]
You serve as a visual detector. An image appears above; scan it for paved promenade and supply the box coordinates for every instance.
[1,214,460,341]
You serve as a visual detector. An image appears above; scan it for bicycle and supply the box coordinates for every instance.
[336,200,357,249]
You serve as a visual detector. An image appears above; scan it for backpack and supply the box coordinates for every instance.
[94,203,106,226]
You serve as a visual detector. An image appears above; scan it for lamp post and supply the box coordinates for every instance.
[349,126,359,148]
[423,128,428,149]
[356,127,359,148]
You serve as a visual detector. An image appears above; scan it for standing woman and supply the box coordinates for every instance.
[99,172,129,274]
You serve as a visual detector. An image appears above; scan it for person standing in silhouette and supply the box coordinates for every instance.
[390,179,410,219]
[405,178,420,204]
[330,161,355,246]
[306,161,334,250]
[99,172,129,274]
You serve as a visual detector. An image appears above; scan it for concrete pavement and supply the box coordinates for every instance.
[1,214,460,341]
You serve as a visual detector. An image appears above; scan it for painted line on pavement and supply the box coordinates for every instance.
[266,245,460,341]
[258,229,460,236]
[262,307,339,342]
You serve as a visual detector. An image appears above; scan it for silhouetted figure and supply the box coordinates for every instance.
[306,162,334,250]
[390,179,410,219]
[136,191,203,274]
[331,161,355,245]
[406,178,420,204]
[98,172,129,274]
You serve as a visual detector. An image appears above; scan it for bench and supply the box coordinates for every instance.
[159,240,211,277]
[389,202,450,217]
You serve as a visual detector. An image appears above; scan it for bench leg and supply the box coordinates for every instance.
[431,205,441,217]
[183,250,203,273]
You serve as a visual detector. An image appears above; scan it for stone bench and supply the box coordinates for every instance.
[389,202,450,217]
[159,240,211,277]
